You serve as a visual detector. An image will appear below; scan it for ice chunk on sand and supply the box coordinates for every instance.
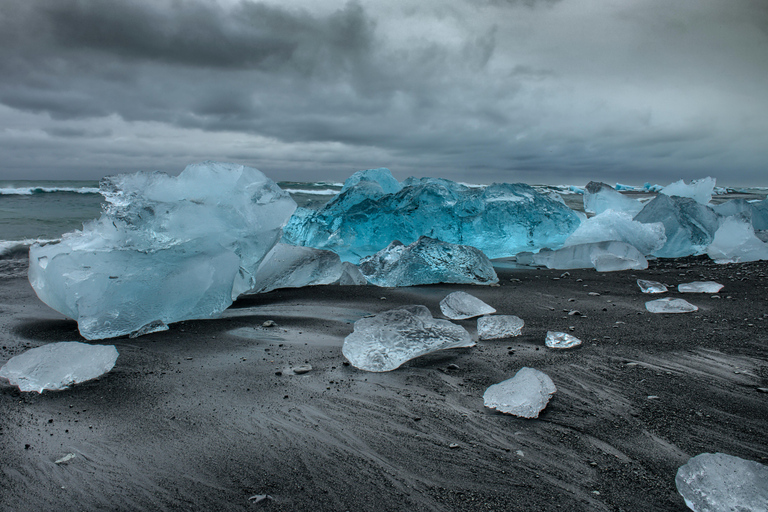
[0,342,118,393]
[583,182,644,215]
[440,291,496,320]
[676,453,768,512]
[477,315,524,340]
[483,367,556,418]
[283,170,582,262]
[522,241,647,271]
[342,305,474,372]
[545,331,582,349]
[28,162,296,340]
[706,216,768,264]
[678,281,724,294]
[645,298,698,313]
[661,177,716,204]
[359,237,498,287]
[563,210,666,255]
[637,279,668,294]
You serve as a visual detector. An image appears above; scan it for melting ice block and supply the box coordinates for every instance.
[342,305,474,372]
[28,162,296,340]
[440,291,496,320]
[661,177,716,204]
[0,342,118,393]
[563,210,666,255]
[545,331,582,349]
[706,216,768,264]
[645,298,698,313]
[359,237,498,287]
[676,453,768,512]
[523,241,647,271]
[678,281,724,294]
[483,367,556,418]
[477,315,524,340]
[637,279,668,294]
[583,182,644,215]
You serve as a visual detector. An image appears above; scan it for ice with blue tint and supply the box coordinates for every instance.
[564,210,666,255]
[583,182,644,216]
[359,237,498,287]
[643,183,664,192]
[660,177,716,204]
[483,367,556,418]
[518,241,647,271]
[676,453,768,512]
[440,291,496,320]
[714,198,768,231]
[340,167,403,195]
[28,162,297,340]
[283,169,582,262]
[706,216,768,264]
[637,279,667,294]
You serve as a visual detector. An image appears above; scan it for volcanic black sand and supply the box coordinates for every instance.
[1,257,767,511]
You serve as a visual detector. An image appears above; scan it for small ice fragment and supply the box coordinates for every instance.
[0,342,119,393]
[483,367,556,418]
[545,331,582,349]
[675,453,768,512]
[645,298,698,313]
[55,453,76,464]
[678,281,724,294]
[292,365,312,375]
[342,305,474,372]
[440,291,496,320]
[248,494,274,503]
[477,315,524,340]
[637,279,667,294]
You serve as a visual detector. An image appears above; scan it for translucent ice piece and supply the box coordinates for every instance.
[637,279,667,294]
[645,298,698,313]
[660,177,716,204]
[528,241,647,271]
[545,331,582,349]
[676,453,768,512]
[583,182,644,215]
[440,291,496,320]
[564,210,666,255]
[342,305,474,372]
[678,281,724,293]
[0,342,119,393]
[483,367,556,418]
[477,315,524,340]
[706,216,768,264]
[339,167,403,195]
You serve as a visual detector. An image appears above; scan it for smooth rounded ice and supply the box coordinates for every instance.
[440,291,496,320]
[483,367,556,418]
[676,453,768,512]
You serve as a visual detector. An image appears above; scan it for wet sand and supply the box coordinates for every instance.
[1,257,767,511]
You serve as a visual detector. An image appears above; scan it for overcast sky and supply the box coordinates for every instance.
[1,0,767,185]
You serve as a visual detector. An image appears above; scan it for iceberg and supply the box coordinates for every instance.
[483,367,556,418]
[713,198,768,231]
[28,162,296,340]
[283,169,582,262]
[520,241,647,271]
[0,342,119,393]
[675,453,768,512]
[545,331,582,349]
[706,216,768,264]
[660,177,716,204]
[583,182,644,215]
[440,291,496,320]
[358,237,498,287]
[563,210,666,255]
[477,315,524,340]
[637,279,667,294]
[342,305,474,372]
[339,167,403,195]
[678,281,724,294]
[645,298,698,313]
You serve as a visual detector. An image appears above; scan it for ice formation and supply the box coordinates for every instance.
[645,298,698,313]
[675,453,768,512]
[477,315,524,340]
[28,162,296,340]
[283,169,582,262]
[677,281,724,294]
[713,198,768,231]
[563,210,666,255]
[359,237,498,287]
[637,279,668,294]
[583,182,644,215]
[518,241,647,271]
[0,342,119,393]
[706,216,768,264]
[545,331,582,349]
[483,367,556,418]
[342,305,474,372]
[660,177,716,204]
[439,291,496,320]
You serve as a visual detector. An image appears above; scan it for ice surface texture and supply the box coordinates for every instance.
[660,177,716,204]
[564,210,665,256]
[637,279,668,294]
[359,237,498,287]
[545,331,582,349]
[477,315,524,340]
[706,216,768,264]
[645,298,698,313]
[283,169,582,262]
[0,342,118,393]
[583,182,644,216]
[520,241,647,271]
[28,162,296,340]
[483,367,556,418]
[440,291,496,320]
[675,453,768,512]
[342,305,474,372]
[678,281,724,294]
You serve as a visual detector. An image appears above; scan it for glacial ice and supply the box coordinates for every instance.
[283,169,582,262]
[519,241,647,271]
[483,367,556,418]
[678,281,724,294]
[713,198,768,231]
[477,315,524,340]
[0,342,119,393]
[340,167,403,195]
[440,291,496,320]
[583,182,644,215]
[545,331,582,349]
[342,305,474,372]
[637,279,668,294]
[563,210,666,255]
[675,453,768,512]
[706,216,768,264]
[661,177,716,204]
[28,162,296,340]
[359,237,498,287]
[645,298,698,313]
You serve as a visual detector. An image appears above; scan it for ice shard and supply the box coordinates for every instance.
[520,241,647,271]
[583,182,644,216]
[440,291,496,320]
[675,453,768,512]
[477,315,524,340]
[545,331,582,349]
[706,216,768,264]
[563,210,666,255]
[660,177,716,204]
[342,305,474,372]
[358,237,498,287]
[645,298,698,313]
[483,367,556,418]
[677,281,724,293]
[0,342,119,393]
[637,279,667,294]
[28,162,297,340]
[283,169,582,262]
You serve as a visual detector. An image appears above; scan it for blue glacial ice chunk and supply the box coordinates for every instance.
[545,331,582,349]
[643,182,664,192]
[342,305,474,372]
[28,162,296,340]
[340,167,403,195]
[477,315,524,340]
[706,216,768,264]
[633,194,719,258]
[523,241,647,271]
[614,183,637,191]
[637,279,667,294]
[564,210,666,255]
[645,298,698,313]
[660,177,716,204]
[483,367,556,418]
[358,236,498,287]
[283,170,582,262]
[0,342,118,393]
[440,291,496,320]
[676,453,768,512]
[583,182,644,216]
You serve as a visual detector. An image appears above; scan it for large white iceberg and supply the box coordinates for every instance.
[706,216,768,264]
[519,241,647,271]
[483,367,556,418]
[28,162,296,340]
[661,177,716,204]
[563,210,666,255]
[583,182,644,216]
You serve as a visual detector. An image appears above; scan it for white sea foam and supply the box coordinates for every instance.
[0,186,100,195]
[280,188,341,196]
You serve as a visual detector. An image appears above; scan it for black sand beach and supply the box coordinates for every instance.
[1,258,767,511]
